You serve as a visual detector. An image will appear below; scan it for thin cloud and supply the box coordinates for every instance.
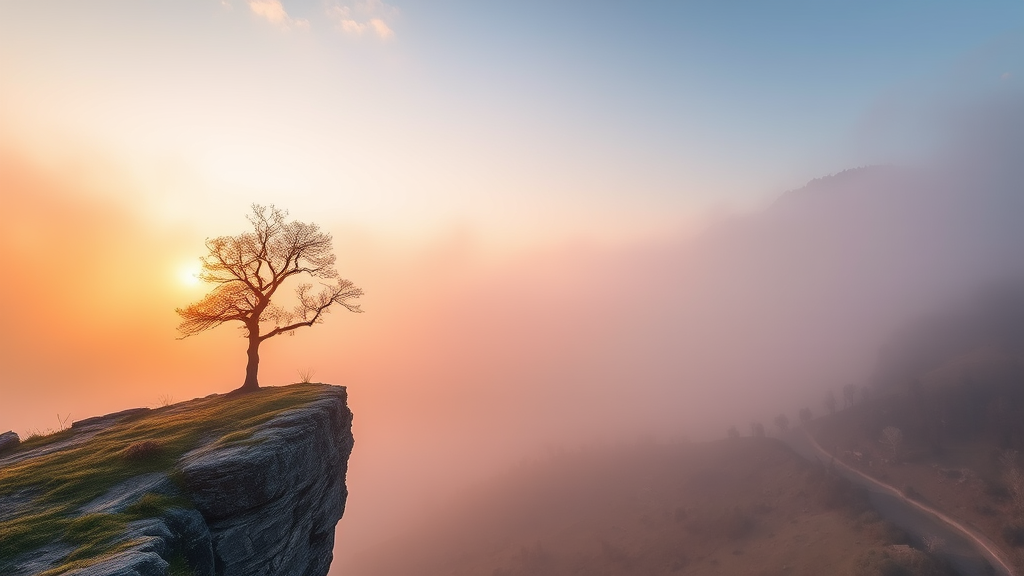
[369,18,393,39]
[248,0,310,30]
[326,0,398,39]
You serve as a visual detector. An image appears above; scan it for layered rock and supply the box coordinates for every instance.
[0,385,353,576]
[177,388,352,576]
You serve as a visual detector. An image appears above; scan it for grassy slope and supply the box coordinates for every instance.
[348,438,952,576]
[0,383,328,574]
[813,347,1024,573]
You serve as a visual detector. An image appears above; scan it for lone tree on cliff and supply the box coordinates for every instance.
[176,205,363,391]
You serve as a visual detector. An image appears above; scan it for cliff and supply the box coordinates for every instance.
[0,384,354,576]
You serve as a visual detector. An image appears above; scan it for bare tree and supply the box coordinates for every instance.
[774,413,790,433]
[824,389,837,416]
[177,205,363,391]
[798,407,813,426]
[880,426,903,461]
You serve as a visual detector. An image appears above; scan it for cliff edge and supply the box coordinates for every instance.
[0,383,354,576]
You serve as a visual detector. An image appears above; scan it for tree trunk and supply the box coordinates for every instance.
[241,334,261,391]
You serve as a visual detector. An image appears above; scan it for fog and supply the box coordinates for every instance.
[1,93,1023,570]
[328,92,1024,568]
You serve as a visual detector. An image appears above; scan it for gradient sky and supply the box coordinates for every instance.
[3,1,1021,246]
[2,1,1023,570]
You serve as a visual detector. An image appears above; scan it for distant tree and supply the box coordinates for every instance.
[880,426,903,461]
[824,390,837,416]
[750,422,765,438]
[176,205,363,391]
[842,384,860,408]
[773,414,790,433]
[727,425,740,439]
[798,407,813,426]
[922,535,946,554]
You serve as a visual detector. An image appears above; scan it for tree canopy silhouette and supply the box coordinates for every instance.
[176,205,363,391]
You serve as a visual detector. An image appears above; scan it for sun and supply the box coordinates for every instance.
[178,262,202,287]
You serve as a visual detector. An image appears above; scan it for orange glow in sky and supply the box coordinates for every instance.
[2,1,1022,571]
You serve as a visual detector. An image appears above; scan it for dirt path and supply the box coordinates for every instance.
[783,428,1015,576]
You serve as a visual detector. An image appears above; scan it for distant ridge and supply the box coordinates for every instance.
[769,164,904,210]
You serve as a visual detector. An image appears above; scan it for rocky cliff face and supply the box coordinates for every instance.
[0,384,353,576]
[178,388,352,576]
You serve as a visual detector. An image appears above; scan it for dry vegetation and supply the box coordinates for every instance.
[813,346,1024,573]
[350,438,954,576]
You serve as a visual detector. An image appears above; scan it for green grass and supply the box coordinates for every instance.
[19,428,76,450]
[0,383,330,570]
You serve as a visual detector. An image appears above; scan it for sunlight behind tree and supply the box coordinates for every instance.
[176,204,363,392]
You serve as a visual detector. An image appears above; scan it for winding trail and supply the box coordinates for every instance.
[782,428,1016,576]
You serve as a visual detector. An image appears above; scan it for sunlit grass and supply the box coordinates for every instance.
[0,383,328,570]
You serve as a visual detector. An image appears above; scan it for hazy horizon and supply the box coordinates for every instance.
[2,1,1023,571]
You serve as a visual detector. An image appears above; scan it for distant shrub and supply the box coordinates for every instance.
[123,440,163,461]
[922,535,945,553]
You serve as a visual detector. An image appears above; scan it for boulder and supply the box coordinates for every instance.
[0,430,19,453]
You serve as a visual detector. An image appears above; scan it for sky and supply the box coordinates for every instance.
[3,1,1021,244]
[1,0,1023,571]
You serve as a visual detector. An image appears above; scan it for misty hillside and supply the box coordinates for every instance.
[813,323,1024,573]
[323,143,1024,562]
[345,438,955,576]
[871,278,1024,390]
[587,152,1024,434]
